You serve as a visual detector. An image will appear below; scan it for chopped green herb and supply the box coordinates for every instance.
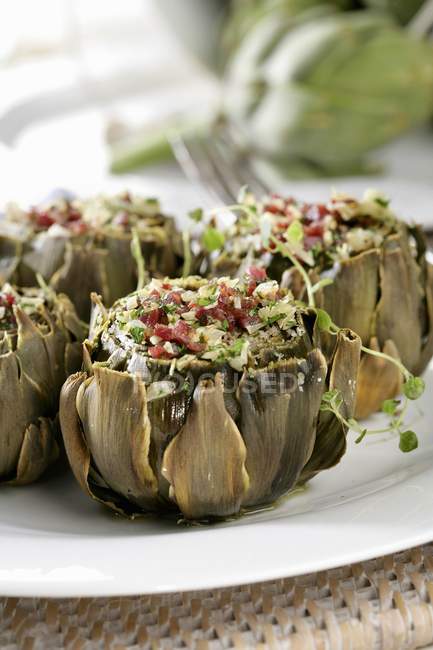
[130,326,144,344]
[202,227,225,253]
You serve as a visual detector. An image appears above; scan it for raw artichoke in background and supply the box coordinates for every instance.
[204,189,433,418]
[60,274,360,521]
[0,192,182,321]
[0,284,85,485]
[363,0,425,25]
[224,7,433,174]
[112,0,433,177]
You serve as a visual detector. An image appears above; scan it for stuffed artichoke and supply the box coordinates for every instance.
[60,273,360,521]
[0,192,181,321]
[204,189,433,418]
[0,283,85,485]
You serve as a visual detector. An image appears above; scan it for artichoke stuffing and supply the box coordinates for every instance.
[60,272,361,521]
[203,189,433,418]
[0,283,86,485]
[0,192,182,321]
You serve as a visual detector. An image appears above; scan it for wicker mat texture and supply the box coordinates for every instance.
[3,544,433,649]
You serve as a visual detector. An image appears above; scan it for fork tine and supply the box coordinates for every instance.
[170,132,234,205]
[216,129,270,198]
[170,125,271,207]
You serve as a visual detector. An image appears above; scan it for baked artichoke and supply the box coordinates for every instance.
[205,189,433,418]
[60,273,360,521]
[0,192,182,321]
[224,6,433,174]
[0,283,85,485]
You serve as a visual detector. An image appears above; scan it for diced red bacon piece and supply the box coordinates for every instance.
[66,208,82,223]
[140,308,161,328]
[36,212,55,229]
[3,293,16,307]
[264,203,283,215]
[304,222,324,238]
[148,345,174,359]
[153,324,173,340]
[164,292,182,305]
[247,266,267,282]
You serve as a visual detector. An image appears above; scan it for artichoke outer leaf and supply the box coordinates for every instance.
[161,373,249,520]
[75,366,159,512]
[376,231,422,371]
[355,337,402,420]
[415,263,433,377]
[146,388,192,501]
[59,372,143,517]
[21,235,67,283]
[321,248,380,345]
[50,244,109,322]
[0,235,21,285]
[240,350,327,507]
[301,328,361,483]
[13,306,58,411]
[8,418,59,486]
[0,351,53,481]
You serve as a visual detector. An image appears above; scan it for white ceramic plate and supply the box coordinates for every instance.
[1,361,433,598]
[1,109,433,598]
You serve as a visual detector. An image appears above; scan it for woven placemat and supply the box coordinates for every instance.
[2,544,433,649]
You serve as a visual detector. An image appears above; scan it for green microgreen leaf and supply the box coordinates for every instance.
[202,227,225,253]
[382,399,399,416]
[403,376,425,400]
[286,220,304,245]
[315,308,332,332]
[355,429,368,444]
[188,208,203,223]
[375,197,390,208]
[399,430,418,453]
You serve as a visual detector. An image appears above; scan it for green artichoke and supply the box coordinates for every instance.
[0,283,85,485]
[206,189,433,418]
[0,192,182,321]
[60,274,360,521]
[224,7,433,174]
[362,0,425,25]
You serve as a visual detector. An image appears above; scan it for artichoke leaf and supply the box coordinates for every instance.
[301,328,361,483]
[240,350,327,506]
[7,418,59,486]
[59,372,145,517]
[13,307,56,410]
[355,337,402,420]
[50,243,109,322]
[21,235,68,284]
[416,263,433,376]
[0,235,21,285]
[147,387,192,500]
[376,233,422,371]
[0,351,50,480]
[321,248,380,345]
[162,373,249,520]
[75,366,159,512]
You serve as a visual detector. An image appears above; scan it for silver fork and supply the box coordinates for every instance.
[169,124,271,205]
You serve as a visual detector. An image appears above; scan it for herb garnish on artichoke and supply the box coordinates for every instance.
[60,272,361,521]
[0,283,85,485]
[202,189,433,418]
[0,192,182,321]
